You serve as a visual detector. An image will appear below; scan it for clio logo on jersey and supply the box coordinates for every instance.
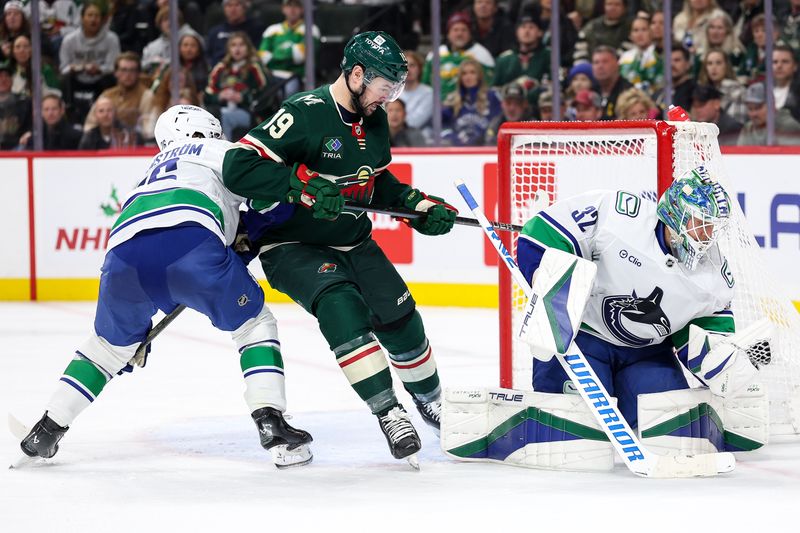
[618,249,642,267]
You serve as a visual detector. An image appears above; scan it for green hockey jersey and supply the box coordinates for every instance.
[222,85,412,247]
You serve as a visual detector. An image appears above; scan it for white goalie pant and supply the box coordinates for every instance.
[232,304,288,414]
[441,387,614,472]
[638,385,769,455]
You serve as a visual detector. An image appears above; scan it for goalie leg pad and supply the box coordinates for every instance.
[441,387,614,472]
[232,304,287,413]
[638,385,768,455]
[721,382,769,451]
[639,388,723,456]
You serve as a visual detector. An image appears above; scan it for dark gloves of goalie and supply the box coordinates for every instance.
[403,189,458,235]
[286,163,344,220]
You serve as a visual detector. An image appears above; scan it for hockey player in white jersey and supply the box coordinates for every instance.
[515,166,770,452]
[19,105,312,468]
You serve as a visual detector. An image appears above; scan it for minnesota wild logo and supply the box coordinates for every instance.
[337,165,375,203]
[100,186,123,217]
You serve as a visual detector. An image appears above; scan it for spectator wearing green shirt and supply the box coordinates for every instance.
[493,10,550,95]
[258,0,319,98]
[618,14,663,95]
[423,11,495,101]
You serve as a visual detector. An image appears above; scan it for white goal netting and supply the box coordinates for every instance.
[500,121,800,435]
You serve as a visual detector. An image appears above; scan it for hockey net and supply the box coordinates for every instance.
[497,120,800,436]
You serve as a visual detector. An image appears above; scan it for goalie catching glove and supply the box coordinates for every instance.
[687,319,773,397]
[402,189,458,235]
[286,163,344,220]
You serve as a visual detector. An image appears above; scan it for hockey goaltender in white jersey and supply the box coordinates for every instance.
[441,167,773,473]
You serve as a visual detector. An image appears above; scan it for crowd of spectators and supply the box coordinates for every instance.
[1,0,799,151]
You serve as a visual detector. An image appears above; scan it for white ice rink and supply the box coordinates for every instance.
[1,301,798,532]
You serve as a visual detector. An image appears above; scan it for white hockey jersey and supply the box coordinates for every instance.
[518,190,736,348]
[107,139,244,250]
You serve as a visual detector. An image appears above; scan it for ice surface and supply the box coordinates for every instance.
[1,302,798,531]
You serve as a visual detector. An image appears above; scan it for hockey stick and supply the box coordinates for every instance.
[133,203,517,361]
[345,203,522,233]
[131,304,187,364]
[454,179,735,478]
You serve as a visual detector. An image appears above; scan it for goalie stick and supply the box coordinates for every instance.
[453,178,736,478]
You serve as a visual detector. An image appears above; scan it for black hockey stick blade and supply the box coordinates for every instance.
[344,204,522,233]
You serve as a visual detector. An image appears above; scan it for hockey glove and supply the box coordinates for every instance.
[286,163,344,220]
[233,219,258,265]
[402,189,458,236]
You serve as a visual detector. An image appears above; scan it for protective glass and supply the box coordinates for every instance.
[363,68,407,102]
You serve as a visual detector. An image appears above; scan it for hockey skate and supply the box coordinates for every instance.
[377,404,421,469]
[251,407,313,469]
[19,412,68,459]
[413,398,441,436]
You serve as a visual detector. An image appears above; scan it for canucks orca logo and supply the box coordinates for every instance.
[601,287,671,346]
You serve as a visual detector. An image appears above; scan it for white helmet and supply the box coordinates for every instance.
[154,104,223,151]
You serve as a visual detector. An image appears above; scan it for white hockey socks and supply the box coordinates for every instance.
[45,334,136,427]
[233,305,287,413]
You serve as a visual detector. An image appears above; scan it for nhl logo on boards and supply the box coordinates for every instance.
[238,294,249,306]
[318,263,337,273]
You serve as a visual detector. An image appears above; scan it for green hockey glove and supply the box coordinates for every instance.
[402,189,458,236]
[286,163,344,220]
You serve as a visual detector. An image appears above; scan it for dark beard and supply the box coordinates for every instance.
[351,92,366,116]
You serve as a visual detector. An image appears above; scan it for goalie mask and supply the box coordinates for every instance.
[154,105,223,151]
[657,166,732,270]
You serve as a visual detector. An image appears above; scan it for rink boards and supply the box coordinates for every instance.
[0,147,798,311]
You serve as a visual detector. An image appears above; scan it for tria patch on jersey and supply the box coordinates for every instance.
[238,294,249,306]
[318,263,337,273]
[322,137,343,159]
[601,286,672,346]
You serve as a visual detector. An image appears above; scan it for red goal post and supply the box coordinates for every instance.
[496,120,800,435]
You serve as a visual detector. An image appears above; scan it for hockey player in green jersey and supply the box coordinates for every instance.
[223,31,458,466]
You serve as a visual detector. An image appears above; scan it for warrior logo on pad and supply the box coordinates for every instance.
[602,287,671,346]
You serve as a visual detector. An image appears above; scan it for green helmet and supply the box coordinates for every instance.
[341,31,408,101]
